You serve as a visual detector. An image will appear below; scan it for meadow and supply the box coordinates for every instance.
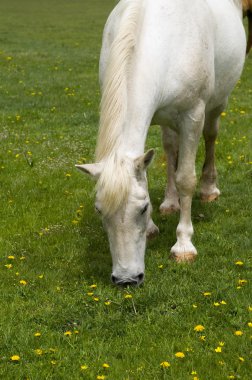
[0,0,252,379]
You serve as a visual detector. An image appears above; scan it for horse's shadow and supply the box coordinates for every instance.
[76,205,112,284]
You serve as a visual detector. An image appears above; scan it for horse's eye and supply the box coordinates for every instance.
[141,204,149,215]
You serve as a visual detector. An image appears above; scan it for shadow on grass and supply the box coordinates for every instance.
[77,207,112,285]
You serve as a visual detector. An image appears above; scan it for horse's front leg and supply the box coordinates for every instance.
[160,126,180,214]
[171,104,205,262]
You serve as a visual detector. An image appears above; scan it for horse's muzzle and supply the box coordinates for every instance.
[111,273,144,286]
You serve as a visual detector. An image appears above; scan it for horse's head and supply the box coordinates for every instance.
[76,149,154,286]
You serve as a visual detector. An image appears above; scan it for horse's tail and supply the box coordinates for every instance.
[246,10,252,53]
[95,0,141,161]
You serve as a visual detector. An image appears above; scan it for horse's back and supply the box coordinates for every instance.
[100,0,246,121]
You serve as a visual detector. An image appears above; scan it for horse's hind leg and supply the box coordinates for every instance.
[200,105,224,202]
[160,126,180,215]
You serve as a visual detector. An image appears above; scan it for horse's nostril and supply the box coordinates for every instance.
[137,273,144,283]
[111,275,117,284]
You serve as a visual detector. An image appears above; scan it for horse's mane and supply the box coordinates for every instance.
[96,0,140,161]
[95,0,141,216]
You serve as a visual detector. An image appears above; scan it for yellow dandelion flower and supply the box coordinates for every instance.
[234,331,243,336]
[10,355,20,362]
[65,173,71,177]
[124,294,133,299]
[87,292,94,296]
[51,360,57,365]
[93,297,99,302]
[194,325,205,332]
[175,352,185,358]
[74,330,79,334]
[38,274,44,279]
[214,347,222,353]
[193,377,199,380]
[220,300,227,305]
[105,301,111,306]
[34,348,44,357]
[19,280,27,285]
[200,335,206,341]
[219,342,225,346]
[228,376,235,380]
[213,302,220,307]
[239,357,245,362]
[221,112,227,116]
[64,331,72,336]
[102,363,110,369]
[203,292,211,297]
[238,279,247,286]
[90,284,97,289]
[81,365,88,370]
[191,371,197,375]
[5,264,12,269]
[34,349,43,355]
[248,306,252,311]
[160,361,171,368]
[158,264,164,269]
[235,261,244,266]
[97,376,106,380]
[34,332,41,337]
[192,304,198,308]
[8,255,15,260]
[247,322,252,327]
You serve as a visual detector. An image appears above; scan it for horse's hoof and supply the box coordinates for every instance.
[171,253,197,263]
[200,193,219,202]
[160,204,180,215]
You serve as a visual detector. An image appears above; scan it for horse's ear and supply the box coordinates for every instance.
[134,149,155,171]
[75,163,102,179]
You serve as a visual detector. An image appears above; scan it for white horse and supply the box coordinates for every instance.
[77,0,246,285]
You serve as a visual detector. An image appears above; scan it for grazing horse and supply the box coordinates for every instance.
[77,0,246,285]
[242,0,252,53]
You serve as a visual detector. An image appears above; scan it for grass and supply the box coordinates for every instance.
[0,1,252,379]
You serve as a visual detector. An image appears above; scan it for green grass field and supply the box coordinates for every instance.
[0,1,252,379]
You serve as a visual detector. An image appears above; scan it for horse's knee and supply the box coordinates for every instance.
[175,171,196,195]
